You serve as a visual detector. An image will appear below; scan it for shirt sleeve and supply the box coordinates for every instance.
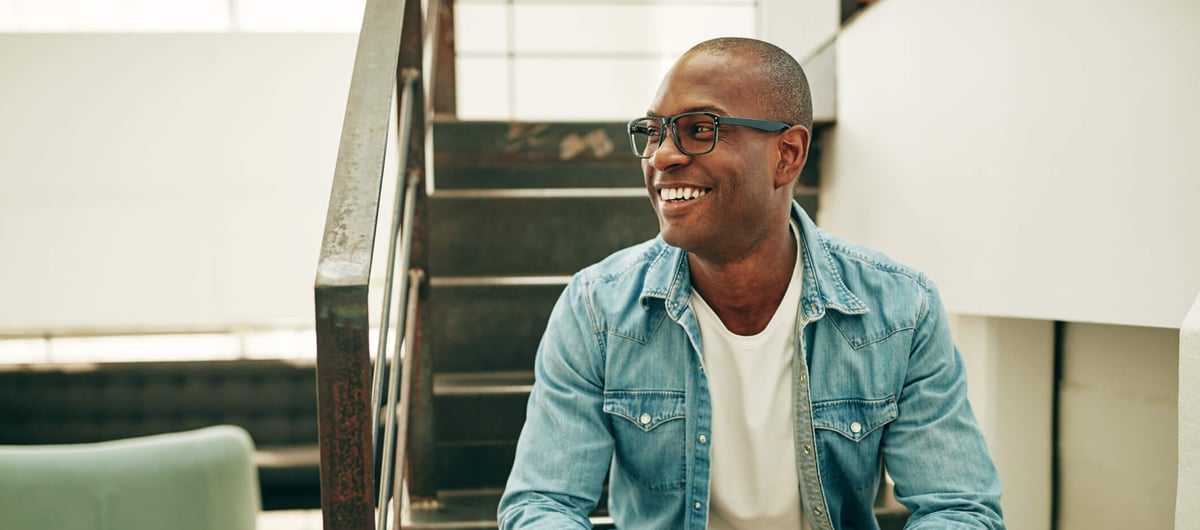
[498,277,614,529]
[881,276,1006,529]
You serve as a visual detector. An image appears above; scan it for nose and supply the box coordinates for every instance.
[647,127,690,171]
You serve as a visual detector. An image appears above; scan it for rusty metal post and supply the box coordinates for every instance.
[432,0,457,118]
[315,285,374,530]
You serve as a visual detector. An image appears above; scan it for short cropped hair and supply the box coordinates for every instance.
[687,37,813,132]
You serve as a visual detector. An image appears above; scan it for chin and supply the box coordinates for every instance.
[659,225,700,253]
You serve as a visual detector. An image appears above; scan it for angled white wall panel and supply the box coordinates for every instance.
[821,0,1200,328]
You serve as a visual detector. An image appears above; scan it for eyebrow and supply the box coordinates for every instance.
[645,105,728,118]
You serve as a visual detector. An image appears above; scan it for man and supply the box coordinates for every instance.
[499,37,1004,529]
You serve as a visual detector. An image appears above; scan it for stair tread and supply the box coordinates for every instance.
[434,372,534,396]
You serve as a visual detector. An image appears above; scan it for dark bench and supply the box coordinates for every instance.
[0,359,320,510]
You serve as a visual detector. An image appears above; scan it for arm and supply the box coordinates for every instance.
[882,277,1005,529]
[498,278,614,529]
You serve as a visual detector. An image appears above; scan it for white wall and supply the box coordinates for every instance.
[454,0,758,121]
[951,316,1053,530]
[820,0,1200,329]
[0,34,357,333]
[760,0,838,64]
[1180,294,1200,529]
[1058,323,1178,529]
[760,0,838,123]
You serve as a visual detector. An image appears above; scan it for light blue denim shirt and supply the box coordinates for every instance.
[499,202,1004,529]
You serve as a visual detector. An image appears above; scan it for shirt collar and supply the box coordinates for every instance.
[639,201,868,320]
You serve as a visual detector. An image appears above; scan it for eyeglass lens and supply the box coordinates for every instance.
[629,113,717,157]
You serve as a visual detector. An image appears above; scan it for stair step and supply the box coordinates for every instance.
[433,372,533,444]
[403,488,903,530]
[428,195,659,276]
[434,372,534,396]
[432,120,637,190]
[428,282,563,374]
[436,441,518,490]
[405,490,613,529]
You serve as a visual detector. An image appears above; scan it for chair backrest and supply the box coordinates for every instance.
[0,425,260,530]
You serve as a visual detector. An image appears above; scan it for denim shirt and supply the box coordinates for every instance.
[499,203,1005,529]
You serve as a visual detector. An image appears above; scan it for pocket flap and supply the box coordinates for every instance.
[812,396,897,442]
[603,390,686,432]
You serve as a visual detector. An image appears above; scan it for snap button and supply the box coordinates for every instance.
[698,434,708,444]
[813,506,823,516]
[639,413,651,425]
[850,421,862,434]
[694,502,702,510]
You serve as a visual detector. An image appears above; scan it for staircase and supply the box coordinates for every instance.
[410,120,657,528]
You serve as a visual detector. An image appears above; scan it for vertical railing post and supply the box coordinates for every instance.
[432,0,457,118]
[398,0,438,504]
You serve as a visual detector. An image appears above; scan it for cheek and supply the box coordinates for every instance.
[641,162,654,183]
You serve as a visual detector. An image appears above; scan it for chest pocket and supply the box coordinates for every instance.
[811,396,897,493]
[603,390,686,492]
[812,396,897,441]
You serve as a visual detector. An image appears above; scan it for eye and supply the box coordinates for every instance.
[686,122,716,139]
[637,125,662,137]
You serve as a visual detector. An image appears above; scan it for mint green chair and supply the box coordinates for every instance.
[0,425,260,530]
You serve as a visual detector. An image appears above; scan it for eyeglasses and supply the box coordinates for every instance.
[627,111,792,158]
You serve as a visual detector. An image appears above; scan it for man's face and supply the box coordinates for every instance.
[642,51,783,262]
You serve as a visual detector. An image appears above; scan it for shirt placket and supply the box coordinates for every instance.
[794,307,834,530]
[673,299,713,530]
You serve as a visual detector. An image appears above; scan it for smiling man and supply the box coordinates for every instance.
[498,37,1005,530]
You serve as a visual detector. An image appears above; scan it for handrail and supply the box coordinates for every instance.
[316,0,442,526]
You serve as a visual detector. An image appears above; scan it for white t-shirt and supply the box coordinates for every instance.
[691,221,810,530]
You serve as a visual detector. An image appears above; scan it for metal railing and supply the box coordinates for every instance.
[314,0,452,527]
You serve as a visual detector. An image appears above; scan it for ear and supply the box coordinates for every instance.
[773,125,811,190]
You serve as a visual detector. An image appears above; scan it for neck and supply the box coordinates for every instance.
[689,221,797,336]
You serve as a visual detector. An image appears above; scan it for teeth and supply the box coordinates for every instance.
[660,187,709,201]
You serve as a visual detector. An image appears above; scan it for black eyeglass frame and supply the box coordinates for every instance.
[626,111,793,158]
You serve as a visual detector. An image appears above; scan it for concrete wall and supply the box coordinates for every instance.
[0,34,357,333]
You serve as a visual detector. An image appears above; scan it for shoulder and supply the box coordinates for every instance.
[816,229,937,321]
[556,237,674,334]
[573,236,671,292]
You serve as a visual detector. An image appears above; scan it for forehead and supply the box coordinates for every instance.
[649,51,766,117]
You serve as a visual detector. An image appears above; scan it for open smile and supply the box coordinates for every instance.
[657,186,711,203]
